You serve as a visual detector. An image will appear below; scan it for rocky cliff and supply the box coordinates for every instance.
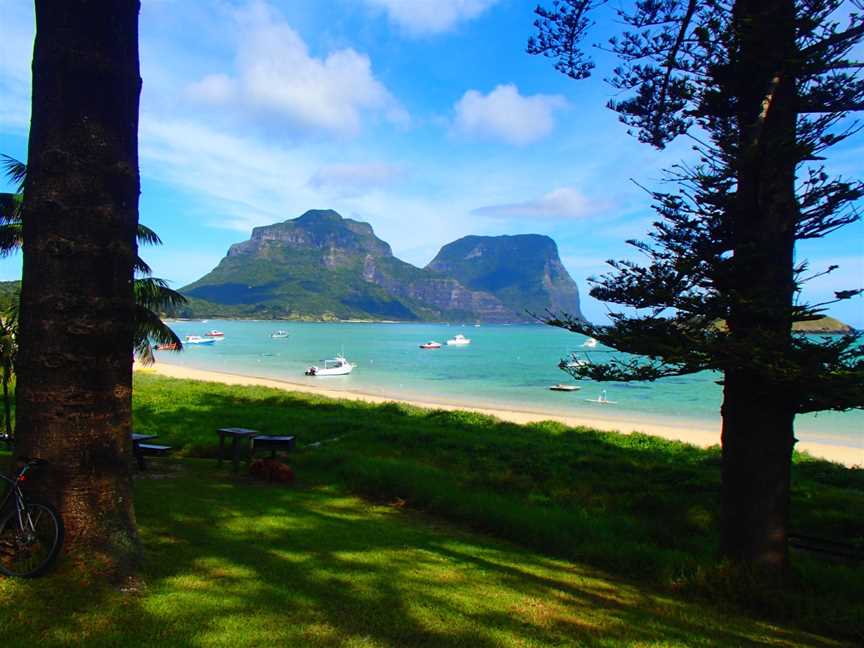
[426,234,583,320]
[179,210,582,322]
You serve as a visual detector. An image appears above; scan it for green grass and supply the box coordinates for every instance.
[128,373,864,640]
[0,459,853,647]
[1,373,860,645]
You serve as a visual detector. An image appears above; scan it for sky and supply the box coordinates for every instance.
[0,0,862,326]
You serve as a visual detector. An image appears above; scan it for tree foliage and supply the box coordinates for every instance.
[531,0,864,407]
[530,0,864,570]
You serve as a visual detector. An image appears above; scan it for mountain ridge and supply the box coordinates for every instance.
[178,210,582,322]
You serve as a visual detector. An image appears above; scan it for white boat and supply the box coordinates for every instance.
[582,337,598,348]
[419,341,441,349]
[585,389,617,404]
[549,384,581,392]
[563,358,587,369]
[185,335,215,345]
[446,334,471,346]
[305,355,355,376]
[204,330,224,338]
[271,330,289,339]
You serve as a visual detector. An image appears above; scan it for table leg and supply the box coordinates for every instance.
[232,436,239,473]
[218,433,225,467]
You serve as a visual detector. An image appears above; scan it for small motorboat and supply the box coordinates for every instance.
[185,335,215,345]
[271,330,289,339]
[155,343,179,351]
[585,390,617,404]
[419,341,442,349]
[446,334,471,346]
[205,330,225,337]
[305,355,355,376]
[562,358,587,369]
[549,384,581,392]
[582,337,598,348]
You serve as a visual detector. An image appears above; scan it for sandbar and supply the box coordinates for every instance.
[138,362,862,468]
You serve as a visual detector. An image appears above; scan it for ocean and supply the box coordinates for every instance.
[156,320,863,452]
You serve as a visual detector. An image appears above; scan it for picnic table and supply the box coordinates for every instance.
[132,433,172,470]
[216,428,260,473]
[217,428,296,473]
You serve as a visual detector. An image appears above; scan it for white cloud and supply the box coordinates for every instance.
[186,1,408,136]
[364,0,498,36]
[472,187,603,220]
[308,163,404,197]
[452,84,567,146]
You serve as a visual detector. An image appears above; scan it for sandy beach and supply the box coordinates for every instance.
[139,362,862,468]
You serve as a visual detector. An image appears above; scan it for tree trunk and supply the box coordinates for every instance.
[720,0,799,572]
[15,0,142,575]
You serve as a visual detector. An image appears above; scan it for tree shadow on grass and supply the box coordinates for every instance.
[0,457,851,647]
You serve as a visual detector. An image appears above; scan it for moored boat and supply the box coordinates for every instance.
[185,335,215,345]
[305,355,355,376]
[582,337,598,348]
[419,341,441,349]
[271,330,289,339]
[549,384,580,392]
[205,330,225,337]
[585,389,617,404]
[446,334,471,346]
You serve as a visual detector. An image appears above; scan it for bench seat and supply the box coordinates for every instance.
[134,443,172,470]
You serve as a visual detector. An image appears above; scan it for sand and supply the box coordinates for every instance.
[139,362,862,468]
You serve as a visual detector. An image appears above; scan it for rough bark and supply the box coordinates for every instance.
[720,0,798,572]
[15,0,142,574]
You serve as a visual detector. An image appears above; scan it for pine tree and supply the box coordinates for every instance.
[529,0,864,573]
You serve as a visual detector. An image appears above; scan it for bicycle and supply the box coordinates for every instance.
[0,458,64,578]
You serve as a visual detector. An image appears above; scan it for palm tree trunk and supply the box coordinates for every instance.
[15,0,142,575]
[719,0,798,574]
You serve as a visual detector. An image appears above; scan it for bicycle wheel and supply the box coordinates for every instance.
[0,500,64,578]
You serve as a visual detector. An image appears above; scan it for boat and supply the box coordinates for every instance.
[419,341,442,349]
[585,389,617,404]
[582,337,598,348]
[446,334,471,346]
[205,330,224,338]
[185,335,215,345]
[305,355,355,376]
[155,343,178,351]
[563,358,587,369]
[549,384,581,392]
[271,330,289,339]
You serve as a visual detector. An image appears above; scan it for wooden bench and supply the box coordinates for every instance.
[134,443,172,471]
[250,435,295,460]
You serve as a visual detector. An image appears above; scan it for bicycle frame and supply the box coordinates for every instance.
[0,462,39,523]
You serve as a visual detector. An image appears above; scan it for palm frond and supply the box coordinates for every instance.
[134,304,183,366]
[137,223,163,247]
[134,255,153,276]
[0,223,22,256]
[134,277,187,312]
[0,193,22,225]
[0,155,26,192]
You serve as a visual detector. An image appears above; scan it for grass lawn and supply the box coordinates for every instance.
[0,460,852,647]
[0,372,861,645]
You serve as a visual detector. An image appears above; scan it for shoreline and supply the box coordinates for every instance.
[138,362,862,468]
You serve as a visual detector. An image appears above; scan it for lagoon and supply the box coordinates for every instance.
[157,320,862,456]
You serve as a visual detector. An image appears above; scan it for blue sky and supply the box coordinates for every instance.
[0,0,862,326]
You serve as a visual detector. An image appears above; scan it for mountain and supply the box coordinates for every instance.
[179,210,580,322]
[426,234,583,320]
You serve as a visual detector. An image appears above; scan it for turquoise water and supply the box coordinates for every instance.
[157,320,862,452]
